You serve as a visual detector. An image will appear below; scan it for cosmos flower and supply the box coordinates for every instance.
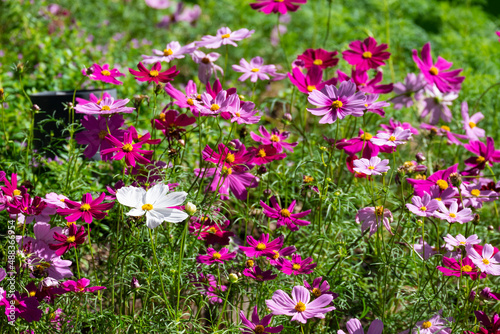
[250,126,297,152]
[250,0,307,14]
[298,48,338,69]
[62,278,106,293]
[338,318,384,334]
[86,63,125,85]
[466,244,500,275]
[239,306,283,334]
[461,101,485,141]
[363,94,390,117]
[74,96,135,115]
[157,2,201,28]
[56,193,114,224]
[5,292,43,323]
[75,114,125,160]
[443,234,481,251]
[288,65,337,94]
[248,145,287,165]
[398,311,453,334]
[242,266,277,282]
[141,41,196,64]
[49,223,88,256]
[352,157,390,175]
[232,57,278,82]
[194,90,237,117]
[370,127,413,147]
[336,130,392,159]
[342,37,391,71]
[268,245,297,266]
[303,277,337,299]
[101,132,153,167]
[278,254,317,275]
[464,311,500,334]
[144,0,171,9]
[355,206,393,237]
[340,69,393,94]
[191,51,224,84]
[407,164,459,197]
[129,62,179,84]
[225,96,261,124]
[460,183,497,209]
[464,137,500,171]
[239,233,284,258]
[406,193,439,217]
[434,201,473,224]
[188,216,234,246]
[153,108,196,140]
[164,80,200,111]
[197,27,254,49]
[418,85,458,125]
[380,118,419,136]
[437,256,485,280]
[260,196,311,231]
[265,285,335,324]
[392,73,426,110]
[197,247,236,265]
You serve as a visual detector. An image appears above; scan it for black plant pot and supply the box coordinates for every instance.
[30,88,117,156]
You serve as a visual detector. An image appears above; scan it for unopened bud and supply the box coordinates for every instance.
[263,189,272,197]
[469,290,476,302]
[473,213,480,225]
[131,277,141,289]
[16,62,25,73]
[480,287,492,299]
[487,225,494,231]
[238,94,245,100]
[32,104,40,111]
[449,172,462,188]
[414,164,427,173]
[185,202,196,215]
[177,139,185,147]
[283,113,292,122]
[154,83,163,95]
[415,152,426,162]
[228,273,238,283]
[239,126,248,139]
[227,141,237,149]
[257,166,267,175]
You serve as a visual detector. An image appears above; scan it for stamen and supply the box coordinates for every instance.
[254,325,265,334]
[98,130,108,140]
[210,104,220,111]
[420,206,427,211]
[449,213,457,218]
[246,259,254,267]
[362,51,372,58]
[225,153,235,164]
[101,105,111,111]
[272,250,280,259]
[462,265,472,272]
[388,135,396,141]
[312,288,322,297]
[163,48,173,56]
[436,179,448,190]
[482,258,490,265]
[80,204,91,211]
[67,236,76,243]
[13,189,21,196]
[422,321,432,329]
[294,301,306,312]
[476,156,485,163]
[429,67,439,75]
[331,100,343,109]
[360,133,372,140]
[280,209,291,217]
[187,98,195,106]
[142,204,153,211]
[292,264,301,270]
[313,59,323,66]
[270,134,280,142]
[149,70,159,77]
[470,189,480,197]
[122,144,134,152]
[251,68,260,72]
[221,33,231,39]
[440,125,450,132]
[257,149,266,158]
[375,206,384,216]
[307,85,316,92]
[212,252,221,260]
[256,243,266,251]
[101,70,111,76]
[469,121,476,129]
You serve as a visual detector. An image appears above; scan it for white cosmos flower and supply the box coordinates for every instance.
[116,183,188,229]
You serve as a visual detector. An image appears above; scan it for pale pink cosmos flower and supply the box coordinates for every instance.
[413,238,438,260]
[355,206,393,237]
[142,41,197,64]
[191,50,223,84]
[443,234,481,251]
[352,157,390,175]
[370,127,413,147]
[399,311,453,334]
[418,85,458,125]
[434,201,473,224]
[197,27,254,49]
[225,96,260,124]
[232,57,277,82]
[405,193,439,218]
[144,0,171,9]
[74,96,135,115]
[194,90,237,117]
[338,318,384,334]
[461,101,485,141]
[466,244,500,275]
[265,285,335,324]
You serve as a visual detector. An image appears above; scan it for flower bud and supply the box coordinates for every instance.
[0,88,4,100]
[154,83,164,95]
[257,166,267,175]
[473,213,480,225]
[414,164,427,173]
[283,113,292,122]
[228,273,238,284]
[263,189,272,197]
[185,202,196,215]
[32,104,41,112]
[178,139,185,147]
[488,225,494,231]
[415,152,426,162]
[449,172,462,188]
[480,287,492,299]
[238,94,245,100]
[131,277,141,289]
[469,290,476,302]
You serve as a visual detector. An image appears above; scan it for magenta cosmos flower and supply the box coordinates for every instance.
[288,65,337,94]
[465,311,500,334]
[260,196,311,231]
[340,69,393,94]
[338,318,384,334]
[407,163,458,197]
[279,254,317,275]
[437,256,485,280]
[129,62,179,84]
[464,137,500,171]
[197,27,254,49]
[101,132,153,167]
[188,217,234,246]
[250,0,307,14]
[239,306,283,334]
[248,145,287,165]
[356,206,393,236]
[298,48,338,69]
[74,95,134,115]
[412,42,465,93]
[87,63,125,85]
[336,129,392,159]
[49,224,88,256]
[352,157,390,176]
[307,81,366,124]
[141,41,196,64]
[75,114,125,160]
[196,247,236,265]
[268,245,297,266]
[466,244,500,275]
[62,278,106,293]
[406,193,439,218]
[232,56,277,82]
[56,192,114,224]
[434,201,473,224]
[303,277,337,299]
[164,80,199,111]
[239,233,284,258]
[342,37,390,71]
[242,266,277,282]
[266,285,335,324]
[399,311,453,334]
[250,126,297,152]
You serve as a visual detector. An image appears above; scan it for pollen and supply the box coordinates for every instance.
[97,99,102,105]
[422,321,432,329]
[294,301,306,312]
[246,259,255,267]
[235,112,241,117]
[482,258,490,265]
[292,264,301,270]
[270,134,280,142]
[251,68,260,72]
[362,51,372,59]
[470,189,480,197]
[313,59,323,66]
[13,189,21,196]
[208,227,216,233]
[256,274,264,280]
[163,48,173,56]
[429,66,439,75]
[187,98,195,106]
[280,209,291,217]
[80,203,91,211]
[459,241,466,245]
[420,206,427,211]
[449,213,457,218]
[436,179,448,190]
[67,221,75,227]
[476,156,485,163]
[29,291,36,297]
[368,166,375,170]
[66,236,76,243]
[122,144,134,152]
[469,121,476,129]
[435,197,442,201]
[142,203,153,211]
[98,130,108,140]
[225,153,235,163]
[257,149,266,158]
[388,135,396,141]
[272,250,280,259]
[375,206,384,216]
[221,33,231,39]
[210,104,220,111]
[101,70,111,76]
[462,265,472,272]
[303,176,314,183]
[212,252,222,260]
[312,288,322,297]
[307,85,316,92]
[149,70,159,77]
[254,325,265,334]
[101,105,111,111]
[360,132,373,140]
[331,100,343,109]
[256,243,266,251]
[221,166,233,176]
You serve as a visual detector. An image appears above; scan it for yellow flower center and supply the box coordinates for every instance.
[221,166,233,176]
[476,156,485,163]
[256,275,264,280]
[122,144,134,152]
[360,132,373,140]
[449,213,457,218]
[294,301,306,312]
[420,206,427,211]
[67,221,75,227]
[429,67,439,75]
[98,130,108,140]
[221,33,231,39]
[362,51,372,58]
[187,98,194,106]
[292,264,301,270]
[254,325,265,334]
[272,250,280,259]
[235,112,241,117]
[13,189,21,196]
[163,48,173,56]
[142,204,153,211]
[483,258,490,265]
[312,288,322,297]
[436,179,448,190]
[471,189,481,197]
[149,70,159,77]
[313,59,323,66]
[257,149,267,158]
[29,291,36,297]
[97,99,102,105]
[101,105,111,111]
[280,209,291,217]
[49,312,56,320]
[462,265,472,272]
[459,241,466,245]
[469,121,476,129]
[208,227,216,233]
[368,166,375,170]
[435,197,442,201]
[256,243,266,251]
[440,125,450,132]
[251,68,260,72]
[422,321,432,329]
[210,104,220,111]
[270,134,280,142]
[80,203,91,211]
[212,252,221,260]
[331,100,343,109]
[307,85,316,92]
[375,206,384,216]
[67,236,76,243]
[101,70,111,76]
[388,135,396,141]
[304,176,314,183]
[225,153,235,164]
[246,259,255,267]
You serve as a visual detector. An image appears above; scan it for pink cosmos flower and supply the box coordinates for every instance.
[74,96,134,115]
[62,278,106,293]
[352,157,390,175]
[239,233,284,258]
[355,206,393,236]
[56,193,114,224]
[466,244,500,275]
[268,245,297,266]
[188,272,227,304]
[87,63,125,85]
[428,185,458,207]
[232,57,277,82]
[460,183,497,209]
[406,193,439,217]
[380,118,419,135]
[339,69,393,94]
[49,224,87,256]
[225,97,261,124]
[338,318,384,334]
[44,193,69,209]
[196,247,236,265]
[250,126,297,152]
[240,306,283,334]
[250,0,307,14]
[153,108,196,140]
[464,137,500,171]
[260,196,311,231]
[242,266,277,282]
[157,2,201,28]
[370,127,412,147]
[194,90,237,117]
[142,41,196,64]
[129,62,179,84]
[342,37,391,71]
[407,164,458,197]
[307,81,366,124]
[418,84,458,124]
[144,0,171,9]
[303,277,338,299]
[479,287,500,301]
[461,101,485,141]
[278,254,317,275]
[288,65,337,94]
[265,285,335,324]
[164,80,199,111]
[191,50,224,84]
[434,201,473,224]
[437,256,485,280]
[392,73,426,110]
[189,216,234,246]
[399,311,453,334]
[202,143,252,171]
[197,27,254,49]
[298,48,338,69]
[248,145,287,165]
[443,233,480,251]
[75,114,125,160]
[364,94,390,116]
[412,42,465,93]
[101,132,153,167]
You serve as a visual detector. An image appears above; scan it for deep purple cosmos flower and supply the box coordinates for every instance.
[265,285,335,324]
[154,108,196,140]
[260,196,311,231]
[461,101,485,141]
[298,48,338,69]
[352,157,390,175]
[407,164,458,196]
[141,41,196,64]
[464,311,500,334]
[232,57,278,82]
[49,223,87,256]
[248,145,287,165]
[239,233,284,258]
[303,277,338,299]
[342,37,391,71]
[62,278,106,293]
[129,62,179,84]
[418,85,458,124]
[87,63,125,85]
[239,306,283,334]
[5,292,43,323]
[399,311,453,334]
[307,81,366,124]
[57,192,114,224]
[370,127,413,147]
[435,201,473,224]
[250,0,307,14]
[437,256,486,280]
[278,254,317,275]
[406,193,439,217]
[101,132,154,167]
[464,137,500,171]
[288,65,337,94]
[392,73,426,110]
[356,206,393,236]
[412,42,465,93]
[242,266,277,282]
[250,126,297,152]
[74,95,135,115]
[75,114,125,160]
[338,318,384,334]
[196,247,236,265]
[189,217,234,246]
[7,193,46,218]
[197,27,254,49]
[443,233,481,251]
[466,244,500,275]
